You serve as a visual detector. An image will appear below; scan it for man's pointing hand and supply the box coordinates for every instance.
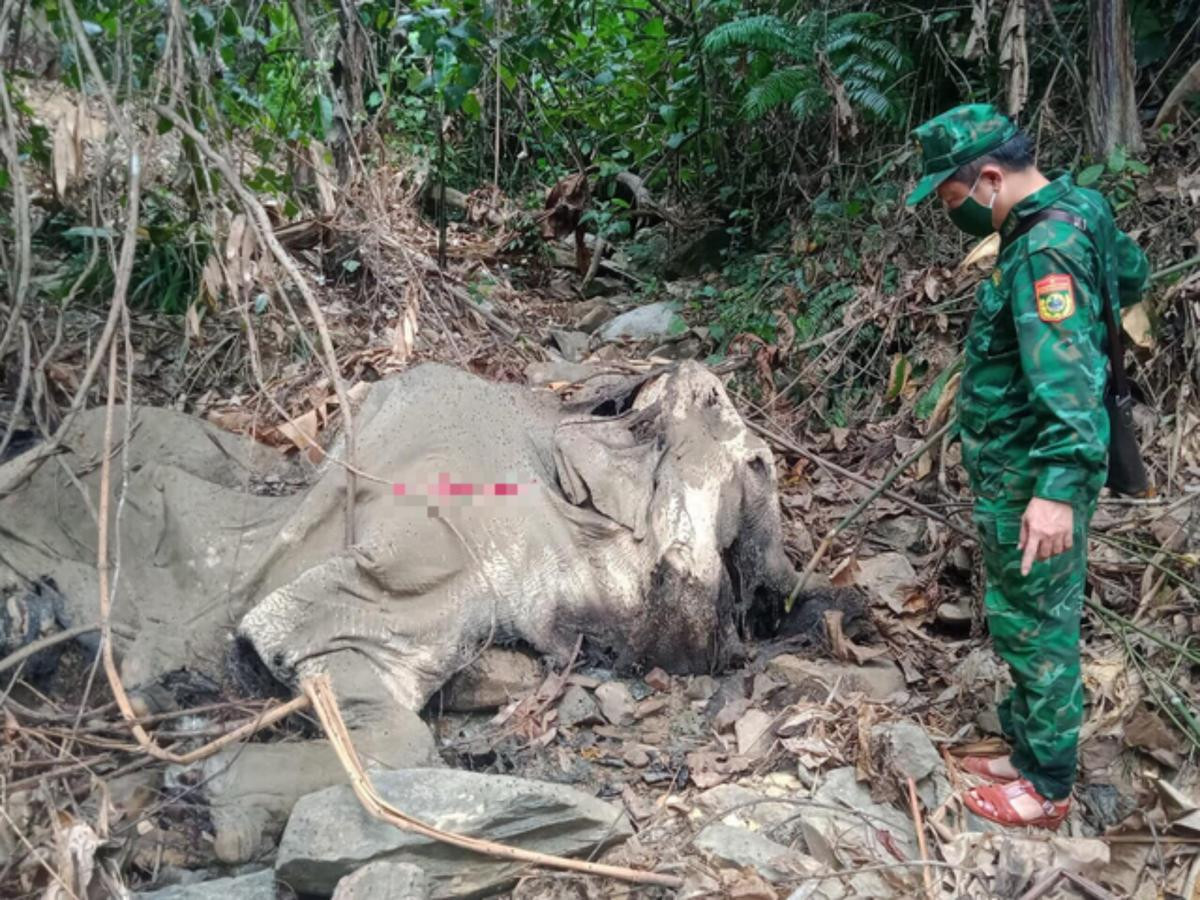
[1019,497,1074,576]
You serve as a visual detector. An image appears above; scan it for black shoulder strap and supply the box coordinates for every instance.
[1000,208,1129,399]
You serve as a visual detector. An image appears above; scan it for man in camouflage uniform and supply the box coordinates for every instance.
[906,104,1148,827]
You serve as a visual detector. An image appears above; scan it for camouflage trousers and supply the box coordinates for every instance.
[974,497,1094,801]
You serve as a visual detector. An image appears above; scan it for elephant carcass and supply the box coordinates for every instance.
[236,361,801,712]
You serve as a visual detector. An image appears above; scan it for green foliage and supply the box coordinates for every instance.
[915,359,964,420]
[1076,146,1151,211]
[703,11,907,125]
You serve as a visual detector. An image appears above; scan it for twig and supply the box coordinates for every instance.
[746,420,973,539]
[581,234,605,291]
[907,776,935,899]
[1018,866,1117,900]
[70,143,310,768]
[152,102,360,547]
[0,622,135,675]
[1151,253,1200,281]
[301,673,683,889]
[0,805,81,900]
[0,17,32,367]
[0,321,31,459]
[1086,600,1200,668]
[0,0,138,501]
[787,418,956,610]
[492,0,503,190]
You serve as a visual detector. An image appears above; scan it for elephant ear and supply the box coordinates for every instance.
[553,409,661,539]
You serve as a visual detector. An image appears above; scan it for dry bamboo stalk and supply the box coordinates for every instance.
[300,674,683,889]
[907,776,935,899]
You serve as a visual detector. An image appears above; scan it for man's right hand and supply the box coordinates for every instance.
[1019,497,1074,576]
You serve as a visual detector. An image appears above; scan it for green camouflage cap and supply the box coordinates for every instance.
[905,103,1018,206]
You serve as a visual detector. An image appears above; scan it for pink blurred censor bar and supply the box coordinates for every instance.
[392,472,536,498]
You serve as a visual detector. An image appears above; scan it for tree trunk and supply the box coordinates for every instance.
[1087,0,1143,155]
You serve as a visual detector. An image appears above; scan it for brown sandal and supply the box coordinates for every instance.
[962,779,1070,830]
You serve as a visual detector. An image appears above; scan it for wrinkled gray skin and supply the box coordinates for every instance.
[0,361,801,721]
[236,360,799,712]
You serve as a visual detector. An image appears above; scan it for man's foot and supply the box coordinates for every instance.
[962,778,1070,830]
[960,754,1020,783]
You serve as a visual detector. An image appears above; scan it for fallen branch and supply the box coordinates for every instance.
[1151,57,1200,129]
[0,621,135,675]
[80,158,310,765]
[1152,253,1200,282]
[0,13,33,367]
[152,102,360,547]
[1086,598,1200,668]
[0,321,30,459]
[907,776,935,899]
[746,420,973,541]
[300,673,683,889]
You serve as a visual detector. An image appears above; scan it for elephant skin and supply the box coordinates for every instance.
[236,361,802,713]
[0,361,808,724]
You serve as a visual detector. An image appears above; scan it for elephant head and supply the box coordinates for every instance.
[552,361,798,674]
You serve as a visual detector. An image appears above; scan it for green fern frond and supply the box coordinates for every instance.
[827,12,882,31]
[703,14,814,59]
[741,66,816,119]
[856,37,907,70]
[823,30,905,72]
[789,86,827,123]
[841,80,896,119]
[835,58,892,84]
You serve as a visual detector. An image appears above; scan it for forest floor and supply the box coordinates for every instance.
[2,152,1200,900]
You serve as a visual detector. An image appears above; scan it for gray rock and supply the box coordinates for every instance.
[332,861,429,899]
[685,674,717,701]
[935,601,972,626]
[594,681,636,725]
[581,276,626,299]
[871,720,942,781]
[954,646,1012,701]
[801,767,917,864]
[867,516,928,552]
[577,304,615,333]
[557,684,603,728]
[135,869,276,900]
[976,708,1003,735]
[694,823,810,883]
[199,715,438,865]
[441,648,540,712]
[694,784,797,836]
[597,302,683,342]
[548,330,591,364]
[525,360,605,386]
[766,654,905,701]
[276,769,632,898]
[917,771,954,811]
[648,336,701,360]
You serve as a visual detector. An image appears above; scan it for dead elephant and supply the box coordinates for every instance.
[0,361,822,723]
[235,360,805,713]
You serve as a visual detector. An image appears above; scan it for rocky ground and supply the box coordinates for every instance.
[3,172,1199,899]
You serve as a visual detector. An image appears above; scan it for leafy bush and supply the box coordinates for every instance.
[703,12,907,124]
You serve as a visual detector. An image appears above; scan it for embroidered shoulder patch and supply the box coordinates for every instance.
[1035,273,1075,323]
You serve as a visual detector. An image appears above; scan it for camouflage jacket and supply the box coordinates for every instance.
[957,174,1149,508]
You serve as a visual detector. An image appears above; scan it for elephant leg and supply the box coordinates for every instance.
[203,651,440,866]
[237,553,463,714]
[312,652,439,762]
